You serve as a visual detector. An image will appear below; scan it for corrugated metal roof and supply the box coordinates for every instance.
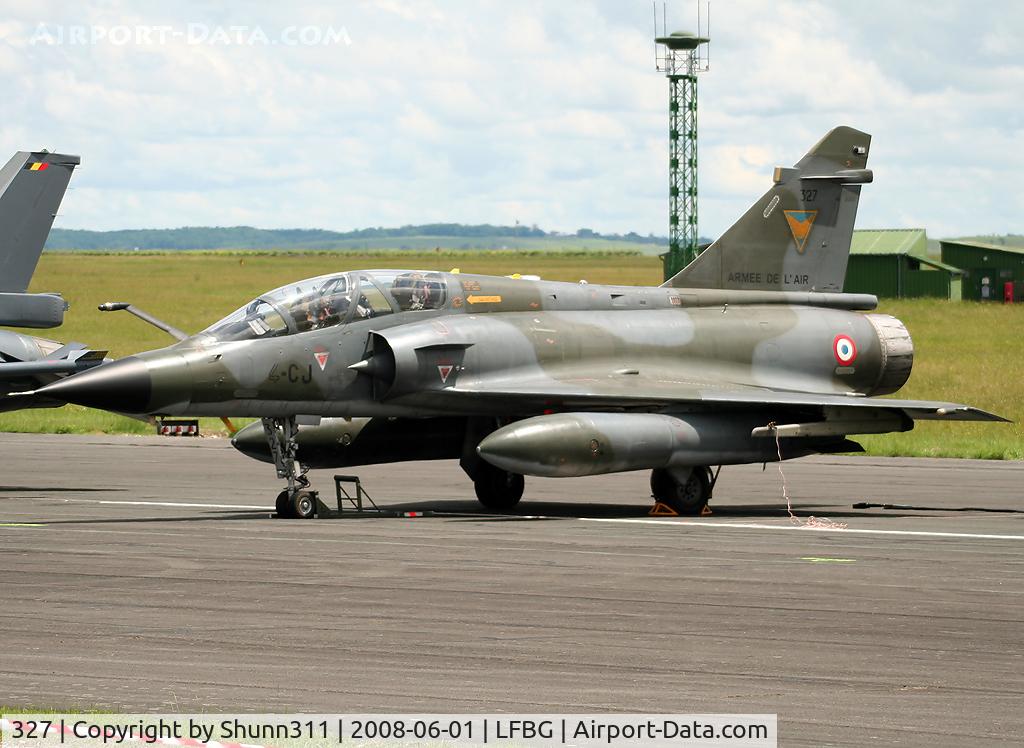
[851,229,928,255]
[911,255,965,274]
[938,239,1024,257]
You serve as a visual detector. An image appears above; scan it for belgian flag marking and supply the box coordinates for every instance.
[25,162,49,171]
[783,209,817,254]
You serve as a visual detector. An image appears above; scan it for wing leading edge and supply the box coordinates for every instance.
[439,373,1006,423]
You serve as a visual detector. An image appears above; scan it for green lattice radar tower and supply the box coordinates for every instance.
[655,31,709,280]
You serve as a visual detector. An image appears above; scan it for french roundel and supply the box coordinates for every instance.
[833,334,857,365]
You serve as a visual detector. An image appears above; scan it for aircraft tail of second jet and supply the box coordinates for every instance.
[662,126,872,293]
[0,151,80,293]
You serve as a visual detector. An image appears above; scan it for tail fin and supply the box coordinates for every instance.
[662,126,871,292]
[0,151,80,293]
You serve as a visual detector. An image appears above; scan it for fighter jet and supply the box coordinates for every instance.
[0,150,108,412]
[30,127,1004,517]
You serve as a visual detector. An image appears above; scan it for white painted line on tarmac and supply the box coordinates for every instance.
[38,497,1024,541]
[61,498,271,511]
[577,517,1024,541]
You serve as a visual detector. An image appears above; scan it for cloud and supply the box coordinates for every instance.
[0,0,1020,237]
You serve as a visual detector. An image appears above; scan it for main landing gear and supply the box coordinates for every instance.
[262,416,316,519]
[473,460,525,511]
[461,416,525,512]
[650,466,715,515]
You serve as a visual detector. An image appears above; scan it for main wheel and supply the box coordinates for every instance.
[292,489,317,519]
[650,467,712,515]
[474,462,525,511]
[275,490,294,519]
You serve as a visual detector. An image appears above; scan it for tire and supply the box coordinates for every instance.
[474,462,525,511]
[292,490,317,519]
[650,467,711,515]
[275,490,294,518]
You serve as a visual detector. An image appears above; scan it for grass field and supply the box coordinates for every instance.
[1,251,1019,459]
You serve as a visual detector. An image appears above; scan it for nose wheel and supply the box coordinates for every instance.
[292,489,317,518]
[262,416,315,518]
[276,487,317,519]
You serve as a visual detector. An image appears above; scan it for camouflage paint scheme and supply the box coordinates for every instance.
[674,126,872,293]
[33,127,1005,514]
[93,283,905,418]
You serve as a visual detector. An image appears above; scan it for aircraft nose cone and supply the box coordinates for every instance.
[36,356,152,413]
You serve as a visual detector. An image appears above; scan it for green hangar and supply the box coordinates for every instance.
[939,239,1024,302]
[844,229,964,300]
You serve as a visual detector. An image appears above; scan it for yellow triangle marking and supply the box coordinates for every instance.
[783,209,818,254]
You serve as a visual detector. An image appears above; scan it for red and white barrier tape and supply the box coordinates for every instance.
[159,424,198,436]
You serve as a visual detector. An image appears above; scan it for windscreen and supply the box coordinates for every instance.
[197,270,448,342]
[199,273,355,342]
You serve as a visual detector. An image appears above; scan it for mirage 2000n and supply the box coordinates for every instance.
[31,127,1004,518]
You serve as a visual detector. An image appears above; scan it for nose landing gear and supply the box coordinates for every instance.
[262,416,316,518]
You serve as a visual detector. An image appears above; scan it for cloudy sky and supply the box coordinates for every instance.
[0,0,1020,238]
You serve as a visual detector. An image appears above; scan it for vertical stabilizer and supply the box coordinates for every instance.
[662,126,871,292]
[0,151,80,292]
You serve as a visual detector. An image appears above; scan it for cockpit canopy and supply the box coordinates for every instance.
[199,270,448,343]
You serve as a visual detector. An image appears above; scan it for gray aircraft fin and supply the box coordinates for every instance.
[0,151,80,293]
[662,126,872,292]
